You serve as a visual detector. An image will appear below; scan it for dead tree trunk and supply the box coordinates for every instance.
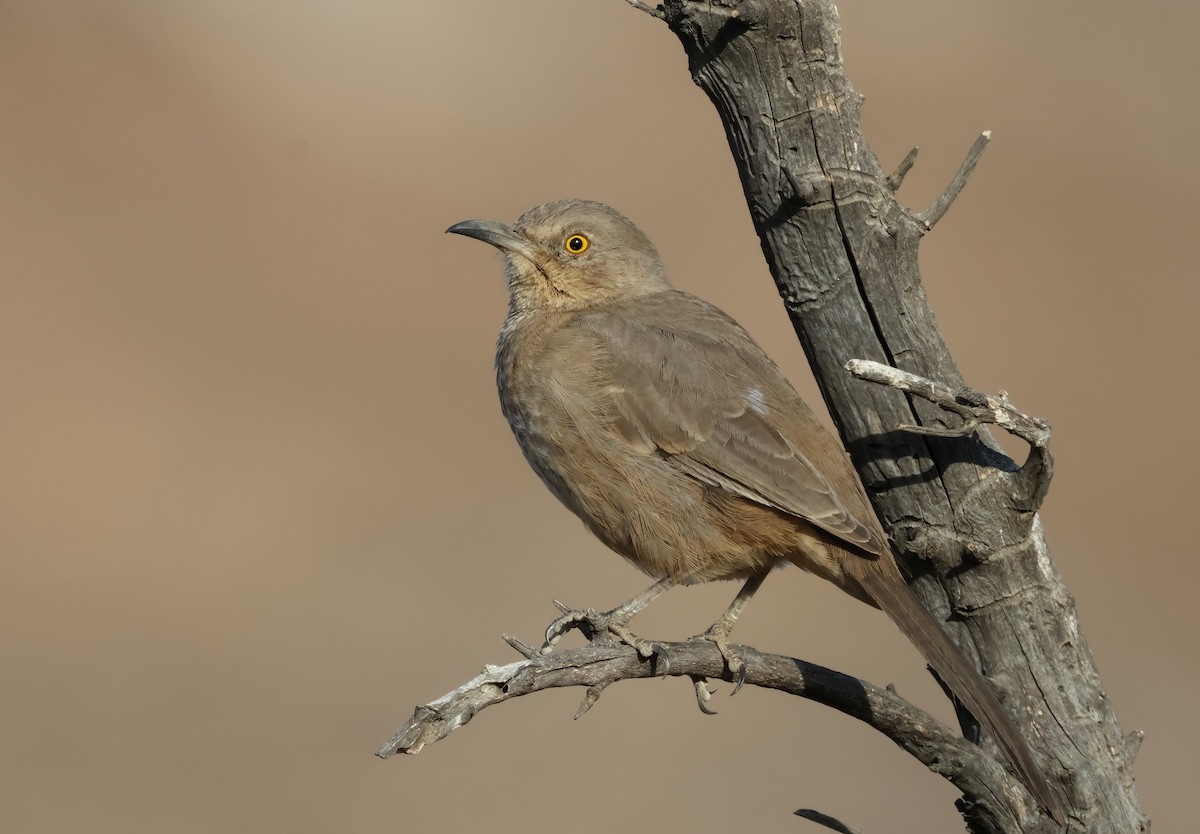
[656,0,1147,831]
[382,3,1149,832]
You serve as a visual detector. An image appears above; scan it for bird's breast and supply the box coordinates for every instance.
[494,313,786,583]
[495,316,576,508]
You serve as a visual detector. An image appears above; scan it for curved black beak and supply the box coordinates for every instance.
[446,219,542,263]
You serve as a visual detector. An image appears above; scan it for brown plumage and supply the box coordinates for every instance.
[448,199,1063,823]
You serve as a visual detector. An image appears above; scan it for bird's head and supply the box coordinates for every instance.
[447,199,672,314]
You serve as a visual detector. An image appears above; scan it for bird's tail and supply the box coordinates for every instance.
[851,555,1065,824]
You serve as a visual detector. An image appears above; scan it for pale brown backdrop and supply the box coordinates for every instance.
[1,2,1194,832]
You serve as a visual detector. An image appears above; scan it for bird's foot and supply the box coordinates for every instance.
[690,621,748,694]
[541,600,669,672]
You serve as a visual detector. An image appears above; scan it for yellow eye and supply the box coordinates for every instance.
[564,234,589,254]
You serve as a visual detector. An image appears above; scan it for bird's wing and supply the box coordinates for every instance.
[581,292,885,554]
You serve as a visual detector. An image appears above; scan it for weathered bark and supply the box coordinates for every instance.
[379,638,1043,819]
[658,1,1147,831]
[384,3,1149,831]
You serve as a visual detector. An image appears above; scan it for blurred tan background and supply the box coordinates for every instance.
[1,2,1194,831]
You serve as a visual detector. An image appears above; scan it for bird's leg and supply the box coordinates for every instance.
[542,577,676,666]
[691,570,770,694]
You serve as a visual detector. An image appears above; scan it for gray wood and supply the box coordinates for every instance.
[383,3,1150,832]
[378,637,1041,827]
[658,1,1148,831]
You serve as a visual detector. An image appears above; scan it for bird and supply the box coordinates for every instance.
[446,198,1062,823]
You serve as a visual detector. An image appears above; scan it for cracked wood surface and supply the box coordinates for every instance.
[656,1,1147,831]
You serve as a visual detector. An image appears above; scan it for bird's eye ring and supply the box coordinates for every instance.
[564,234,589,254]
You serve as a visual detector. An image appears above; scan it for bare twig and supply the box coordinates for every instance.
[502,633,538,659]
[574,681,611,718]
[887,146,919,191]
[794,809,865,834]
[1123,729,1145,768]
[845,358,1050,449]
[378,637,1035,828]
[915,131,991,230]
[624,0,666,19]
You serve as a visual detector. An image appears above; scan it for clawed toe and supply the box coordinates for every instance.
[542,602,669,673]
[691,675,718,715]
[692,627,748,694]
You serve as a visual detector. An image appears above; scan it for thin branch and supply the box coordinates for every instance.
[378,637,1034,830]
[887,146,919,191]
[624,0,666,19]
[1123,729,1145,768]
[794,809,866,834]
[502,633,538,659]
[915,131,991,230]
[845,359,1050,449]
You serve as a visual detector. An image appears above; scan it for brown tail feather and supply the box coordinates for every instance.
[852,556,1065,824]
